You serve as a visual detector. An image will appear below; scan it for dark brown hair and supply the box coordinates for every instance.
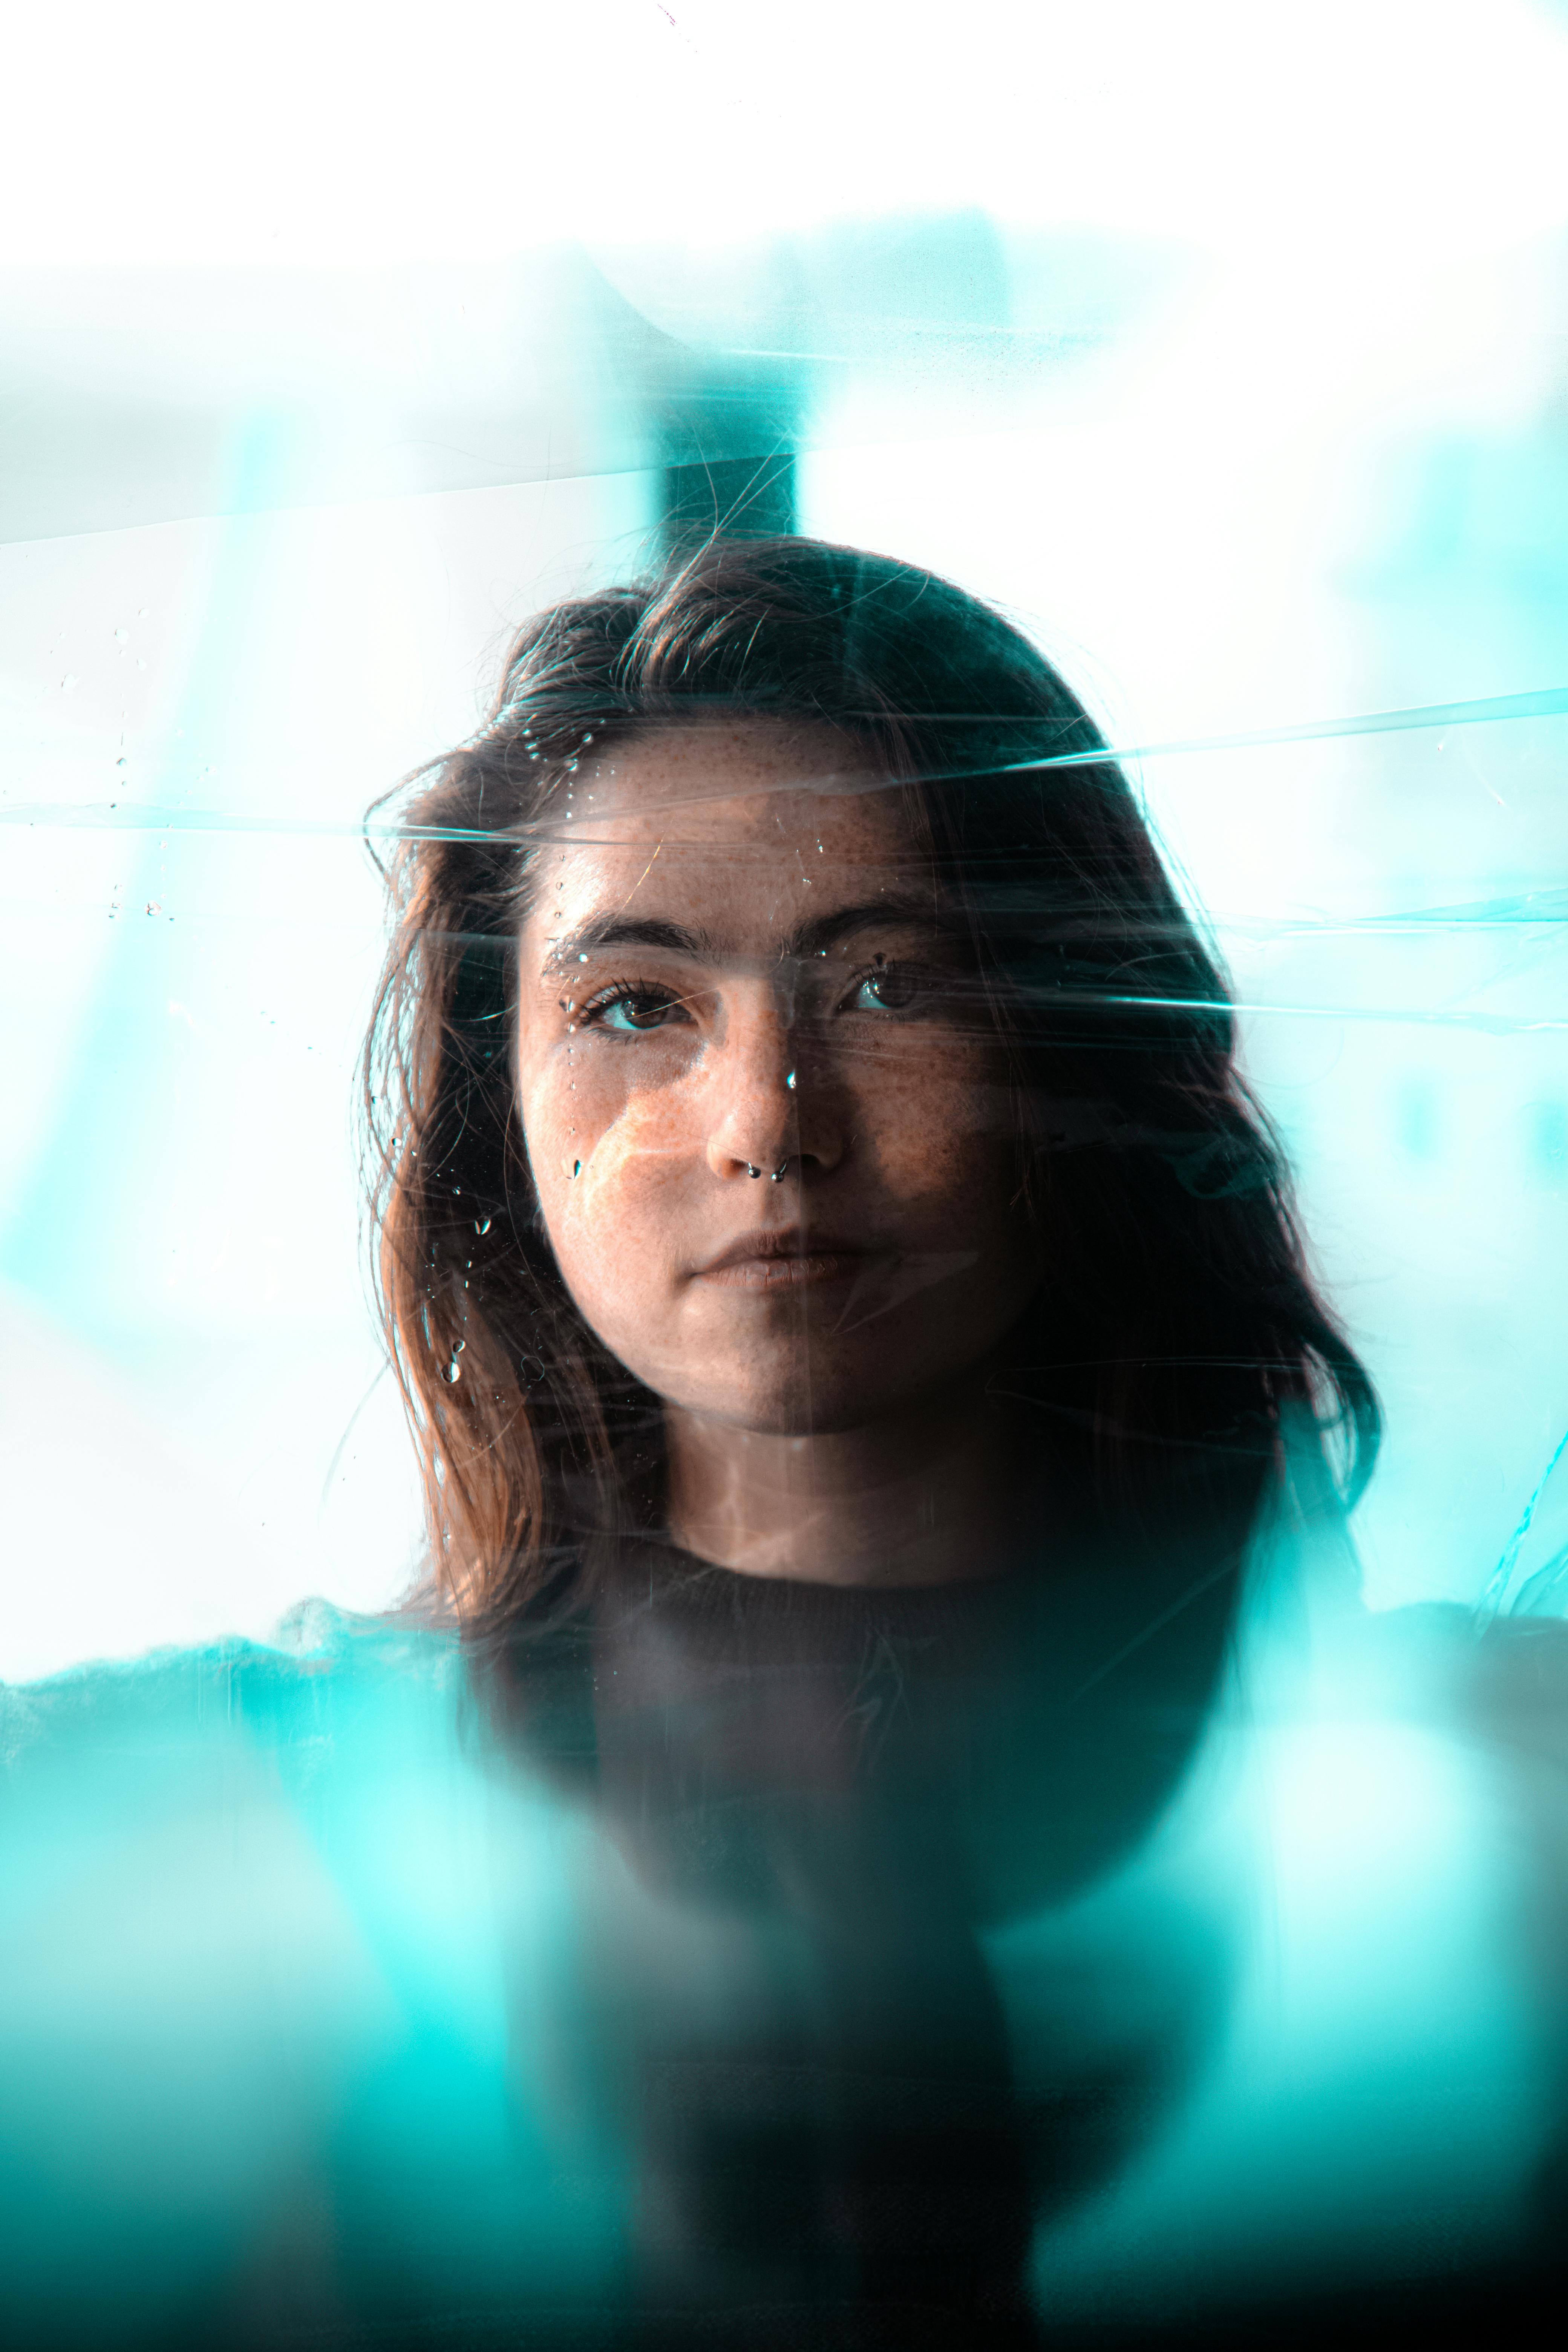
[361,534,1378,1628]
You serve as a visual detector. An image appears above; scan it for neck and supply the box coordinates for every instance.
[663,1382,1056,1589]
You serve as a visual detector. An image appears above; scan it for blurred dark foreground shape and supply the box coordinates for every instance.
[8,1442,1568,2347]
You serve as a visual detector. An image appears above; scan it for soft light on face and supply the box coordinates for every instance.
[513,722,1041,1436]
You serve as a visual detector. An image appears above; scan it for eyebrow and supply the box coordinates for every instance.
[545,896,948,971]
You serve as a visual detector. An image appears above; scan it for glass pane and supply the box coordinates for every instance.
[6,8,1568,2341]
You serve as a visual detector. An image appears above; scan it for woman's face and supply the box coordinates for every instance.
[513,722,1041,1436]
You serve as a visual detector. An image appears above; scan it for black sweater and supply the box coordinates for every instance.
[499,1528,1243,2347]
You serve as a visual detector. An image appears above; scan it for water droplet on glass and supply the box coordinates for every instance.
[786,1070,796,1089]
[145,901,161,917]
[475,1215,492,1235]
[573,1159,582,1177]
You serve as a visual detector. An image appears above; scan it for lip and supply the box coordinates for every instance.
[691,1227,882,1291]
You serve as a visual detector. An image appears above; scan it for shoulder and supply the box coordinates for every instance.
[2,1602,468,1807]
[1309,1598,1568,1799]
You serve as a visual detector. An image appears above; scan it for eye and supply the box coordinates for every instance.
[845,963,930,1015]
[580,982,689,1034]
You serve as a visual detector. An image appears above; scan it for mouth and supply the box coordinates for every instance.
[691,1227,884,1293]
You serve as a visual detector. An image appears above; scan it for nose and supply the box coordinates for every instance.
[704,989,842,1184]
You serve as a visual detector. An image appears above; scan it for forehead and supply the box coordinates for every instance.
[524,722,931,949]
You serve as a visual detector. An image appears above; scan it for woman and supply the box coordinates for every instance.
[365,532,1375,1615]
[359,534,1381,2342]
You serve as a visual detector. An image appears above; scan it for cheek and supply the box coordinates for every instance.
[523,1050,698,1314]
[847,1037,1018,1213]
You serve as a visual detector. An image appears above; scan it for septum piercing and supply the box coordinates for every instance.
[746,1159,792,1181]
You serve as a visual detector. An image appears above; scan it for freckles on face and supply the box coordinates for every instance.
[534,1046,693,1318]
[512,724,1040,1430]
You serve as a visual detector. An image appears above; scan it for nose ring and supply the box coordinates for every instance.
[770,1159,790,1183]
[746,1164,761,1179]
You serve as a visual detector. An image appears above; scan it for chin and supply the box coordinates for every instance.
[676,1351,929,1439]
